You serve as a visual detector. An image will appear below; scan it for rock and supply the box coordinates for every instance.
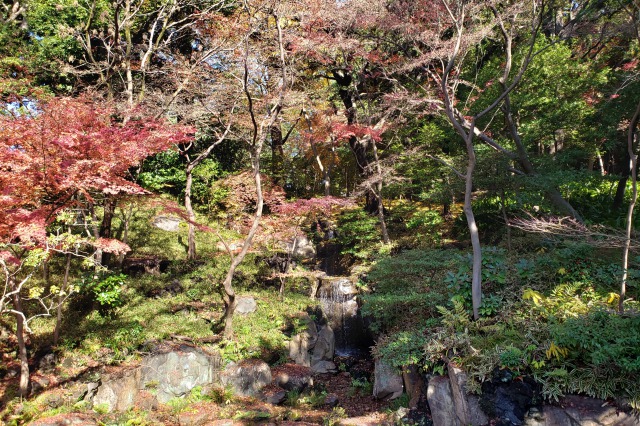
[140,345,221,403]
[448,364,488,426]
[260,384,287,405]
[290,235,316,259]
[272,364,313,392]
[427,375,459,426]
[311,361,337,374]
[93,369,141,412]
[235,296,257,314]
[45,394,64,408]
[402,364,425,409]
[31,375,51,395]
[394,407,410,423]
[480,369,538,425]
[38,352,58,373]
[6,365,20,378]
[311,325,335,365]
[85,382,99,402]
[288,314,318,367]
[373,359,403,400]
[220,359,272,397]
[134,390,158,411]
[324,393,340,407]
[523,396,638,426]
[153,216,182,232]
[30,414,98,426]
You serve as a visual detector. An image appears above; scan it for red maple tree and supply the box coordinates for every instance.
[0,96,194,395]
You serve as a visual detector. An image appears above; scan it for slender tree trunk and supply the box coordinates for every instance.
[271,124,285,187]
[99,196,117,266]
[12,285,29,397]
[185,165,197,260]
[222,153,264,339]
[462,127,482,320]
[221,9,287,339]
[90,203,102,267]
[53,253,71,346]
[371,139,390,244]
[620,100,640,313]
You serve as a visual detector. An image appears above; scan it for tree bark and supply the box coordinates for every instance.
[271,124,285,187]
[185,165,197,260]
[333,69,379,213]
[99,196,117,266]
[12,285,29,397]
[53,253,71,346]
[620,99,640,313]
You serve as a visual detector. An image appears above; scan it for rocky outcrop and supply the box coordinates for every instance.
[288,314,318,367]
[525,395,638,426]
[373,359,403,400]
[427,375,459,426]
[220,359,272,397]
[92,368,141,412]
[272,364,313,393]
[91,345,221,412]
[140,346,220,403]
[288,313,336,373]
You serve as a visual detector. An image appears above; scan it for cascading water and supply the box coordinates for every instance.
[317,277,371,356]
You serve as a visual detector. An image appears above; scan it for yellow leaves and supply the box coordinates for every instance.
[28,286,44,299]
[557,267,567,275]
[546,342,569,361]
[523,288,544,306]
[606,292,619,305]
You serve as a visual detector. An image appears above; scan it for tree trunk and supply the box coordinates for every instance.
[271,124,285,187]
[53,253,71,346]
[185,165,197,260]
[333,70,379,213]
[463,130,482,321]
[222,153,264,339]
[12,286,29,397]
[371,139,390,244]
[99,196,117,266]
[620,100,640,313]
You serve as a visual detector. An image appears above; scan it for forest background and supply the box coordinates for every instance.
[1,0,640,423]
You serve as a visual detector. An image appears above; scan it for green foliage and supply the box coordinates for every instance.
[551,310,640,373]
[336,209,382,260]
[348,377,373,396]
[323,407,347,426]
[79,272,127,317]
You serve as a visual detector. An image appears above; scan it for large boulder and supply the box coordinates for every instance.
[272,364,313,392]
[139,345,221,403]
[402,364,426,410]
[91,345,221,412]
[427,376,458,426]
[288,314,318,367]
[311,325,335,365]
[448,364,488,426]
[220,359,272,397]
[373,359,403,400]
[92,369,141,412]
[152,216,182,232]
[290,235,316,260]
[525,395,638,426]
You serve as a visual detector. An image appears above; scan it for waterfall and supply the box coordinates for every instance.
[317,277,370,356]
